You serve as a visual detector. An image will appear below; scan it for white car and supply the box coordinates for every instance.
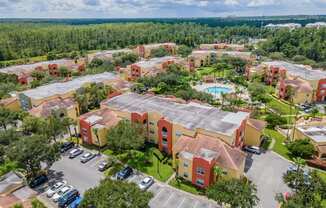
[45,181,67,197]
[138,176,154,190]
[52,185,73,202]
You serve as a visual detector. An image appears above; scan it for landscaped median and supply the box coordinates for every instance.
[267,95,298,115]
[103,146,174,182]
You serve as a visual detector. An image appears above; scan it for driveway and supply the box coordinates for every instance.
[245,151,291,208]
[41,148,219,208]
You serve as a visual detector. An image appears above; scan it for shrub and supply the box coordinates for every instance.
[287,139,316,159]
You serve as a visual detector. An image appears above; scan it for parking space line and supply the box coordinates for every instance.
[160,191,173,208]
[176,197,186,208]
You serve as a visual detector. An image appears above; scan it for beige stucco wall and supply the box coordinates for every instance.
[244,124,262,147]
[176,156,193,182]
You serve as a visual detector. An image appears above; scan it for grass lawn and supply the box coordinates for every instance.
[140,151,174,182]
[267,95,298,115]
[103,147,174,182]
[0,161,18,176]
[196,66,226,79]
[169,178,204,195]
[264,129,291,160]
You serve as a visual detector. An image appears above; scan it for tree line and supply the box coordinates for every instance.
[0,23,267,63]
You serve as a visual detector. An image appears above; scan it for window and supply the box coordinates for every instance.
[183,161,189,168]
[196,167,205,175]
[175,131,182,137]
[196,179,204,186]
[183,173,188,178]
[162,127,168,138]
[150,130,155,134]
[149,122,154,125]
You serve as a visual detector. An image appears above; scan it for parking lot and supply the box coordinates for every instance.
[245,151,291,208]
[39,147,220,208]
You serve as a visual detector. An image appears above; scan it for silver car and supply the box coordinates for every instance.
[138,176,154,191]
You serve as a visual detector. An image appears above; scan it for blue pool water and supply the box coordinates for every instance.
[205,86,232,94]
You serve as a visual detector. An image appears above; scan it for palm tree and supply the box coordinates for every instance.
[74,92,88,114]
[62,117,74,138]
[220,93,226,109]
[92,128,101,155]
[285,86,295,140]
[213,166,225,182]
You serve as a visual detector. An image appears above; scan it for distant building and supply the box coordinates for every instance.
[305,22,326,29]
[28,97,79,120]
[293,119,326,160]
[134,43,177,58]
[18,72,131,110]
[0,59,86,85]
[126,56,184,80]
[264,23,302,30]
[199,43,245,51]
[87,49,134,63]
[0,97,20,112]
[247,61,326,103]
[244,119,267,147]
[188,50,217,70]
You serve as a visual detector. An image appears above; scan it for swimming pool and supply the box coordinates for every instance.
[205,86,232,95]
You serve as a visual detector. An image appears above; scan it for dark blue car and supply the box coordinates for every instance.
[68,196,82,208]
[58,189,80,208]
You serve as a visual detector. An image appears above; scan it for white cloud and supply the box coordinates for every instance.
[0,0,325,18]
[247,0,279,7]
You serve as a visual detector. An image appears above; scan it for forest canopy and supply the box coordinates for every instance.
[0,22,325,67]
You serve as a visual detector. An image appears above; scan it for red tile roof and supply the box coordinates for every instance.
[173,134,246,171]
[80,108,121,128]
[28,97,76,118]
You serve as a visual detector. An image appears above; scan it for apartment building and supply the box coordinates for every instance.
[101,92,251,155]
[199,43,245,51]
[188,50,217,70]
[0,97,21,112]
[134,43,176,58]
[18,72,130,110]
[173,134,246,188]
[79,108,121,147]
[247,61,326,103]
[305,22,326,29]
[217,51,256,62]
[293,118,326,160]
[87,49,134,63]
[28,97,79,120]
[244,119,267,147]
[264,23,302,30]
[127,56,183,80]
[0,59,86,85]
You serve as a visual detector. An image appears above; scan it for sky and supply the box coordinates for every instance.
[0,0,325,18]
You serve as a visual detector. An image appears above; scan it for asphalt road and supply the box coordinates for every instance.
[245,151,291,208]
[44,148,220,208]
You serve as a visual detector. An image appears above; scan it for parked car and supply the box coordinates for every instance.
[69,148,84,159]
[98,160,111,172]
[243,146,261,155]
[138,176,154,190]
[29,174,48,188]
[52,185,73,202]
[117,166,133,180]
[58,189,80,208]
[80,152,96,163]
[68,196,82,208]
[46,180,67,197]
[60,142,75,153]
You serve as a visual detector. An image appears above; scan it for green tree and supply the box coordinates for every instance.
[106,120,145,153]
[265,113,287,129]
[177,45,192,57]
[150,47,169,58]
[206,178,259,208]
[0,107,19,130]
[80,178,153,208]
[59,66,69,77]
[6,135,60,178]
[287,139,315,159]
